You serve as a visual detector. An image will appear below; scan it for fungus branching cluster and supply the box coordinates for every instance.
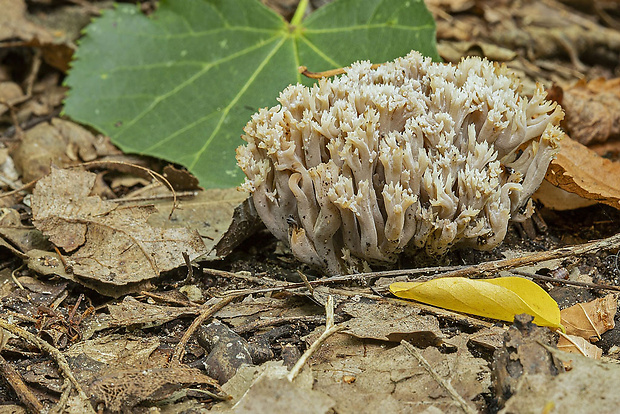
[236,51,565,274]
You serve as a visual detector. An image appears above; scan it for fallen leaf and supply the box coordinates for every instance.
[557,333,603,359]
[0,0,75,71]
[107,296,198,328]
[87,366,218,412]
[500,348,620,413]
[0,81,24,115]
[390,277,562,329]
[145,188,247,259]
[309,332,489,413]
[560,294,617,342]
[342,300,442,345]
[10,118,112,182]
[560,78,620,145]
[31,168,206,286]
[26,249,154,297]
[212,361,333,413]
[533,180,597,211]
[545,137,620,210]
[492,314,564,407]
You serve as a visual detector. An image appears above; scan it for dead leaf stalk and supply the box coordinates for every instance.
[401,340,478,414]
[171,295,239,363]
[287,296,345,382]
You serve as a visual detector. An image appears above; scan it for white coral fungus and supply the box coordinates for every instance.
[236,51,565,275]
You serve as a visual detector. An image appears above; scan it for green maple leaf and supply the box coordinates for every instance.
[64,0,439,188]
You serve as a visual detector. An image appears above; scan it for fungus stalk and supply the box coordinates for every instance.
[237,51,565,275]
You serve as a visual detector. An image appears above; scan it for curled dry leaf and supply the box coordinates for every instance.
[560,78,620,145]
[545,137,620,210]
[390,277,561,329]
[560,294,617,342]
[31,168,206,286]
[557,333,603,359]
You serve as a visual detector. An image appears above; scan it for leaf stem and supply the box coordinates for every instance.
[290,0,309,26]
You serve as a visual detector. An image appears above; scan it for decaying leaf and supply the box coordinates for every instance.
[342,300,442,345]
[309,332,489,413]
[500,347,620,413]
[107,296,198,328]
[557,333,603,359]
[146,187,247,259]
[87,365,218,412]
[560,78,620,145]
[492,314,564,408]
[212,361,333,414]
[0,0,75,71]
[10,118,116,182]
[31,168,206,286]
[0,208,50,254]
[560,294,617,342]
[545,137,620,210]
[390,277,561,329]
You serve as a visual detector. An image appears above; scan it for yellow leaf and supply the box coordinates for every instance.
[389,277,561,329]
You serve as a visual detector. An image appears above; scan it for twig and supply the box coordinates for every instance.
[511,269,620,292]
[299,63,382,79]
[416,232,620,282]
[203,268,288,287]
[287,296,345,382]
[76,160,178,219]
[0,318,91,404]
[220,265,465,297]
[0,179,37,199]
[401,340,478,414]
[233,314,330,335]
[171,295,238,363]
[0,354,44,413]
[297,270,314,294]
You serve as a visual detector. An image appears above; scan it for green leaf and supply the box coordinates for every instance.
[64,0,439,188]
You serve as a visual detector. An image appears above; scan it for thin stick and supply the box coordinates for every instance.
[0,354,44,413]
[171,295,238,363]
[401,340,478,414]
[511,269,620,292]
[287,296,345,382]
[0,318,90,403]
[299,63,382,79]
[220,265,465,297]
[233,314,330,335]
[76,160,178,219]
[416,232,620,282]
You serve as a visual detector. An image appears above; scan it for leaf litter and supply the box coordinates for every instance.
[31,167,206,286]
[2,0,620,413]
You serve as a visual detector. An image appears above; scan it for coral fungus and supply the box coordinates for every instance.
[236,51,565,274]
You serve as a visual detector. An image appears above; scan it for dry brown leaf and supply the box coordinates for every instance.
[342,301,442,345]
[560,294,617,342]
[107,296,198,328]
[87,366,218,412]
[146,188,248,259]
[501,347,620,413]
[545,137,620,210]
[31,168,206,286]
[10,118,113,182]
[561,78,620,145]
[557,333,603,359]
[0,0,75,71]
[0,81,24,115]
